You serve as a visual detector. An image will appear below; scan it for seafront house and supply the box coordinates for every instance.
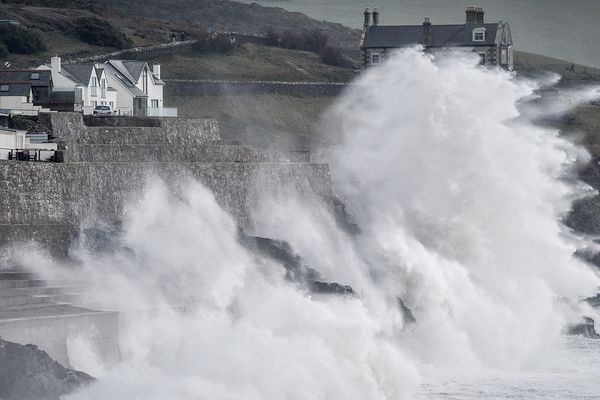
[0,83,47,116]
[37,57,118,115]
[360,6,513,70]
[38,57,175,116]
[0,70,53,115]
[103,60,174,117]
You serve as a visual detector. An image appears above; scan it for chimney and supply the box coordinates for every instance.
[51,56,61,73]
[153,64,161,80]
[466,5,477,24]
[422,17,432,45]
[363,8,372,30]
[372,8,380,26]
[475,6,484,24]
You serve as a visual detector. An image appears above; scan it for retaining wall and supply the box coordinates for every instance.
[165,79,349,97]
[0,113,333,256]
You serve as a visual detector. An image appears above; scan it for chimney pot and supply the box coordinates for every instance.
[423,17,432,45]
[466,5,477,24]
[363,8,372,30]
[372,8,380,26]
[51,56,61,73]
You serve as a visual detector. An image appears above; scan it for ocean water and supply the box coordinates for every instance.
[240,0,600,68]
[21,50,600,400]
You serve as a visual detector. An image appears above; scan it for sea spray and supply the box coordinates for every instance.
[25,49,599,398]
[327,48,600,369]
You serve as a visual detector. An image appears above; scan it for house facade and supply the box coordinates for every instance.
[37,58,118,115]
[0,83,46,116]
[38,57,175,117]
[360,6,513,70]
[103,60,172,117]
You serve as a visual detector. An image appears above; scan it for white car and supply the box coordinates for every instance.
[93,105,113,115]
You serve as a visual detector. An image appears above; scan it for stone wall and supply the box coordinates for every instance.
[165,79,349,97]
[0,113,333,256]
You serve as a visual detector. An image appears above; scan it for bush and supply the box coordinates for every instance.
[72,17,132,49]
[319,45,349,67]
[301,30,328,52]
[191,32,236,54]
[264,28,330,53]
[0,25,46,54]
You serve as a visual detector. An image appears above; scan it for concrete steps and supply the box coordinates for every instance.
[0,270,87,308]
[0,269,121,367]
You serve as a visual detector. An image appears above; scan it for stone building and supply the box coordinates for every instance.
[360,6,513,70]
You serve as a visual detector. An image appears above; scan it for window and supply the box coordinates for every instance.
[151,99,159,108]
[479,53,486,65]
[501,48,508,65]
[0,85,9,92]
[142,69,148,94]
[473,28,486,42]
[30,73,40,80]
[91,77,97,87]
[110,101,114,108]
[371,53,380,64]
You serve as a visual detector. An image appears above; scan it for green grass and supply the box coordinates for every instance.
[154,44,358,83]
[167,93,338,150]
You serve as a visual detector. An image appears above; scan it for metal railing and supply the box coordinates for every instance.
[0,147,63,162]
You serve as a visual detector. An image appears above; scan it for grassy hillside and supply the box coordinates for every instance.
[167,93,337,151]
[149,43,357,82]
[0,0,360,68]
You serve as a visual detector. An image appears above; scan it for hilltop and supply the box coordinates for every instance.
[0,0,361,67]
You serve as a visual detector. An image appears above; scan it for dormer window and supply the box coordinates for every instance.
[473,27,486,42]
[0,85,9,92]
[30,73,40,80]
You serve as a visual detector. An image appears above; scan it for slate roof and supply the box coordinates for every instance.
[363,23,498,48]
[0,70,52,87]
[0,83,32,96]
[103,62,148,98]
[61,64,94,85]
[122,61,146,82]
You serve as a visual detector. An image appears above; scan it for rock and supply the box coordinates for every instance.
[0,337,94,400]
[566,317,600,339]
[398,297,416,325]
[238,229,355,295]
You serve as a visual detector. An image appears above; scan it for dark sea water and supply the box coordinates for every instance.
[240,0,600,68]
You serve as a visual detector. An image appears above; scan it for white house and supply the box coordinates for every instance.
[38,57,118,115]
[39,57,175,117]
[0,83,46,116]
[103,60,175,117]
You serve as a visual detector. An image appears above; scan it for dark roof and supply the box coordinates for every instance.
[103,63,148,98]
[95,67,104,82]
[0,83,32,96]
[121,61,147,82]
[363,23,498,48]
[0,70,52,87]
[61,64,94,85]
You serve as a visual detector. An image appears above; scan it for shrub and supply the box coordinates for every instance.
[0,25,46,54]
[319,45,349,67]
[191,32,236,54]
[264,27,280,47]
[72,17,132,49]
[301,30,328,52]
